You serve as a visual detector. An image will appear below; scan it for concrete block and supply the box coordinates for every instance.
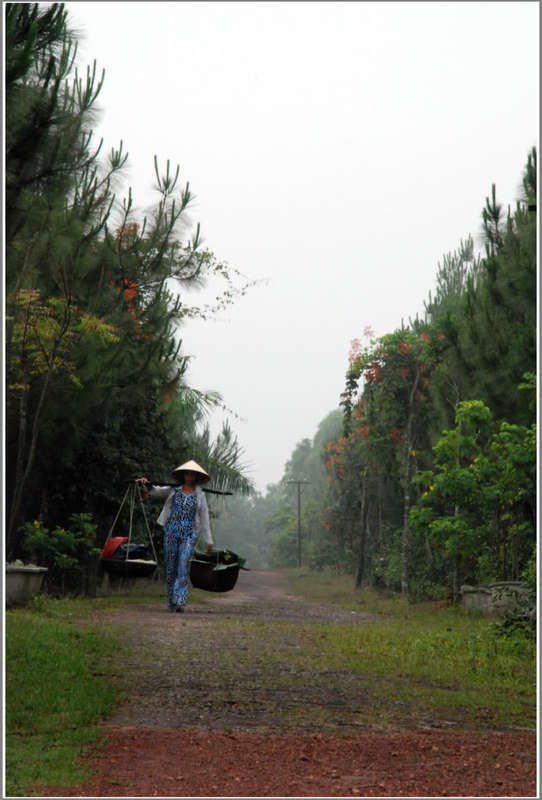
[5,566,48,607]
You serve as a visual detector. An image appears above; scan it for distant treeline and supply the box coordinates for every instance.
[217,150,536,602]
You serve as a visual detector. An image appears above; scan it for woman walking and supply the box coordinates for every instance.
[138,460,214,612]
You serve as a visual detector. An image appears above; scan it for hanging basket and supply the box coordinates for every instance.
[100,484,159,579]
[190,548,246,593]
[100,538,157,578]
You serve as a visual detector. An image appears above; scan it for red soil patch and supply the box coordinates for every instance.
[35,572,536,797]
[39,726,536,797]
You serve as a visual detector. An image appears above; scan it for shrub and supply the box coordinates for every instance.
[491,549,536,642]
[20,513,101,595]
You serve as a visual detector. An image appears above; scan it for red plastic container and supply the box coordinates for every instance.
[101,537,128,560]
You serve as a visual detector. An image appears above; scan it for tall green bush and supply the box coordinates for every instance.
[409,398,536,596]
[20,512,101,594]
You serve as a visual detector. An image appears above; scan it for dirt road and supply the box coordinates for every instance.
[38,569,536,797]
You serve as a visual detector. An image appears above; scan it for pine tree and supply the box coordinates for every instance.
[5,3,127,552]
[427,149,536,427]
[5,4,255,558]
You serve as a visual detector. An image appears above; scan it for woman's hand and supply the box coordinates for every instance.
[206,544,213,555]
[136,477,149,485]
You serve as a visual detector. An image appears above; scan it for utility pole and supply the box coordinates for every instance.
[286,480,310,567]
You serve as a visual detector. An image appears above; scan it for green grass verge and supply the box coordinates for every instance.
[5,589,150,797]
[277,568,536,727]
[5,580,212,796]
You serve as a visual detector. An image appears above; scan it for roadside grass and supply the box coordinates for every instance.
[202,569,535,729]
[6,608,120,795]
[5,580,210,797]
[318,621,535,726]
[22,578,211,621]
[277,568,536,727]
[6,570,534,797]
[282,566,429,615]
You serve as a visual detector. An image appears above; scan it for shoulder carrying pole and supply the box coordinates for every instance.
[141,480,233,496]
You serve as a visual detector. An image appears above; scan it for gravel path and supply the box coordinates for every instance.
[37,569,536,797]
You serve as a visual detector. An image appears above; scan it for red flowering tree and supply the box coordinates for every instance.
[322,429,365,577]
[339,326,446,593]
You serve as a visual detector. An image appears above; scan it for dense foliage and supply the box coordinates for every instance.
[5,3,253,587]
[5,4,535,608]
[258,150,536,605]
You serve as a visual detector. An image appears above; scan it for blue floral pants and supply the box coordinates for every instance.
[164,529,197,609]
[163,489,198,610]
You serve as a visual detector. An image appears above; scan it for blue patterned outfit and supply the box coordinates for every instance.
[148,481,213,611]
[164,488,199,610]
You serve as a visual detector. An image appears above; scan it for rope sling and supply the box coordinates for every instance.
[101,482,159,576]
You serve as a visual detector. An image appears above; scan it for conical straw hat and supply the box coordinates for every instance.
[171,459,210,483]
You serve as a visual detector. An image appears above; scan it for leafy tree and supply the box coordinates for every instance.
[340,327,444,592]
[424,236,483,323]
[20,513,101,595]
[410,400,536,596]
[5,3,112,247]
[5,2,127,551]
[433,150,537,426]
[270,151,536,604]
[244,411,344,569]
[5,3,255,570]
[192,421,254,496]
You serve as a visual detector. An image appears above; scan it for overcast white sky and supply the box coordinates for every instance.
[66,1,538,493]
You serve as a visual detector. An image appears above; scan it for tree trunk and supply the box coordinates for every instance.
[452,502,460,603]
[376,475,384,551]
[7,375,30,555]
[401,369,421,595]
[400,451,411,595]
[7,367,54,555]
[452,556,459,604]
[84,552,99,598]
[355,474,368,588]
[7,292,71,556]
[424,531,433,564]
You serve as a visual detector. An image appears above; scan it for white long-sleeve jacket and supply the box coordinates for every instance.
[149,484,213,545]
